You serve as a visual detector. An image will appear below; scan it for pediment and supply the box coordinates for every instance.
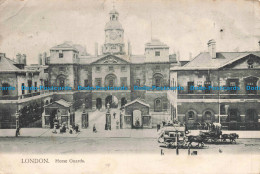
[91,55,129,65]
[221,54,260,70]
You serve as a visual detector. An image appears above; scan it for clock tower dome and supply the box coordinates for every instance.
[102,8,125,55]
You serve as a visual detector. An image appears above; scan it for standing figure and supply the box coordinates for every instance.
[93,124,97,133]
[113,112,116,119]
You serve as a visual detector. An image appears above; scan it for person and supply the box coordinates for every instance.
[113,112,116,119]
[69,125,73,134]
[157,124,161,132]
[75,124,80,133]
[93,124,97,133]
[60,123,66,133]
[15,126,21,137]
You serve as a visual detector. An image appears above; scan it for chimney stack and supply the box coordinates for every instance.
[208,39,216,59]
[95,43,98,56]
[128,41,132,56]
[43,52,47,65]
[38,53,42,65]
[21,54,27,65]
[16,53,21,63]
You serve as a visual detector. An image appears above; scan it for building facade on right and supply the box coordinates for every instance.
[169,40,260,130]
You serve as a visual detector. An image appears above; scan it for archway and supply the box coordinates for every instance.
[121,97,127,107]
[202,110,215,123]
[105,95,118,108]
[246,109,258,122]
[96,98,102,110]
[105,74,117,87]
[154,98,162,112]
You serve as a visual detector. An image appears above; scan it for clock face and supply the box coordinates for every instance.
[110,32,117,40]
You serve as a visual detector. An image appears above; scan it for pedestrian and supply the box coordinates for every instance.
[15,126,21,137]
[113,112,116,119]
[93,124,97,133]
[157,124,161,131]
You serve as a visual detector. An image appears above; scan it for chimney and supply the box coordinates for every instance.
[128,41,132,56]
[38,53,42,65]
[208,39,216,59]
[21,54,27,65]
[16,53,21,63]
[43,52,47,65]
[95,43,98,56]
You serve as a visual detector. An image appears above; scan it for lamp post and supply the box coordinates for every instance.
[15,110,20,129]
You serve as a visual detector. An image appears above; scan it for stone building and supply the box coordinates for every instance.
[45,8,175,128]
[169,40,260,130]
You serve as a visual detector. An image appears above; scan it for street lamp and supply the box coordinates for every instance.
[15,110,20,129]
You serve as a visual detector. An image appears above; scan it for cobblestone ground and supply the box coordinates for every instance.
[0,137,260,155]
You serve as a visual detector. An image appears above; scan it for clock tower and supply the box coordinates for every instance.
[102,8,125,55]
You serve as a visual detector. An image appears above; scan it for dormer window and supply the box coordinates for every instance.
[155,51,160,56]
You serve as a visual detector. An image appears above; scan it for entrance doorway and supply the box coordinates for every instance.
[105,95,118,108]
[50,110,57,128]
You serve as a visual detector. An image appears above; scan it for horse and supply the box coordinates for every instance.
[187,135,205,147]
[221,133,239,143]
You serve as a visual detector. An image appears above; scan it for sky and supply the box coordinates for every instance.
[0,0,260,64]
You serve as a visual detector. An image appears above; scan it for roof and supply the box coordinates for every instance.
[171,51,260,70]
[105,21,123,30]
[50,42,78,52]
[145,39,169,49]
[130,55,146,64]
[55,99,71,108]
[124,99,150,107]
[0,54,21,72]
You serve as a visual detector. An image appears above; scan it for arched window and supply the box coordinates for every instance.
[45,100,49,105]
[154,98,162,112]
[203,110,215,123]
[57,75,66,88]
[105,74,117,87]
[188,111,195,120]
[153,73,163,87]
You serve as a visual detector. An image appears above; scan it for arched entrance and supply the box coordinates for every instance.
[105,95,118,108]
[96,98,102,110]
[121,97,127,107]
[154,98,162,112]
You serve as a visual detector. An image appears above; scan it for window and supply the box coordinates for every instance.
[188,111,195,120]
[121,66,126,72]
[120,77,127,87]
[227,79,239,94]
[187,81,194,94]
[109,66,114,71]
[155,51,160,56]
[44,69,48,73]
[84,80,89,87]
[136,66,140,70]
[229,109,239,121]
[204,81,211,94]
[44,80,48,87]
[22,83,25,95]
[136,79,140,86]
[245,77,258,94]
[59,53,63,58]
[95,78,102,86]
[154,99,162,112]
[155,78,161,87]
[96,66,101,72]
[34,82,37,92]
[28,80,32,94]
[109,79,113,87]
[59,79,65,87]
[2,83,9,96]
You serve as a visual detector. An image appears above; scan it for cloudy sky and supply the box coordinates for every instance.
[0,0,260,64]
